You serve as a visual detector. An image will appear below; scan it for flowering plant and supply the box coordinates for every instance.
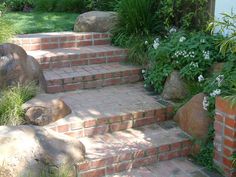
[144,30,225,93]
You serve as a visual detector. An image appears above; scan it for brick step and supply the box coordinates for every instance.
[28,45,128,69]
[76,122,192,177]
[13,32,111,51]
[42,63,143,93]
[27,83,173,137]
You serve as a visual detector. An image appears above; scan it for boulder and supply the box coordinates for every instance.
[174,93,212,140]
[0,125,85,177]
[24,99,72,126]
[161,70,188,100]
[74,11,118,32]
[0,43,41,89]
[210,62,225,74]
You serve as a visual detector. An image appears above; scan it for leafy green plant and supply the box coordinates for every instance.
[156,0,210,31]
[144,31,224,93]
[85,0,119,11]
[208,11,236,55]
[0,83,37,126]
[3,0,33,11]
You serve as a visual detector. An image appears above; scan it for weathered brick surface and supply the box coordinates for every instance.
[28,45,128,69]
[40,83,173,137]
[43,63,143,93]
[12,32,111,51]
[76,124,192,176]
[214,97,236,177]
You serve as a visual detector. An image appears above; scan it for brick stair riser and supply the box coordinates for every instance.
[44,69,143,93]
[13,33,111,51]
[76,140,192,177]
[37,50,128,69]
[47,107,173,138]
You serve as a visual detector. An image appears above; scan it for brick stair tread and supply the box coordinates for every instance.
[43,62,141,81]
[14,31,108,39]
[27,83,172,136]
[76,122,192,176]
[79,123,190,161]
[28,45,126,60]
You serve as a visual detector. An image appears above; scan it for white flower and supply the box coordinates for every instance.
[203,96,209,110]
[203,50,210,60]
[200,39,206,43]
[190,62,199,68]
[198,75,205,82]
[210,89,221,97]
[153,42,159,49]
[142,69,146,74]
[179,36,186,42]
[145,41,148,45]
[169,27,177,33]
[154,38,160,43]
[216,75,224,87]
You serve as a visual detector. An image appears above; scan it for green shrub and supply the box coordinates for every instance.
[33,0,57,12]
[144,31,224,93]
[157,0,210,31]
[55,0,86,13]
[0,83,37,126]
[85,0,119,11]
[3,0,33,11]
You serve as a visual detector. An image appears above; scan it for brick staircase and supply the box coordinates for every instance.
[14,32,192,177]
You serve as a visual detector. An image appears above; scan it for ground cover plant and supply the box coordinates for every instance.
[0,83,37,126]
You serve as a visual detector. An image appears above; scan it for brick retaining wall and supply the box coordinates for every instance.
[214,97,236,177]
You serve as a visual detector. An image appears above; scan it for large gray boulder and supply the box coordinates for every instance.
[74,11,118,32]
[161,70,188,100]
[0,43,41,89]
[0,125,85,177]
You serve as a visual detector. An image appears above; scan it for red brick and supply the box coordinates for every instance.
[94,40,110,45]
[84,119,97,128]
[146,147,158,156]
[133,117,156,127]
[57,124,69,132]
[106,161,132,175]
[63,84,82,91]
[225,127,236,138]
[171,142,181,151]
[224,138,236,148]
[110,121,133,132]
[90,159,106,169]
[133,150,145,159]
[132,156,157,168]
[80,168,105,177]
[78,161,90,171]
[225,118,236,129]
[84,125,109,137]
[46,86,63,93]
[159,145,170,152]
[118,153,133,162]
[223,157,233,168]
[156,108,166,121]
[216,97,236,115]
[224,147,233,157]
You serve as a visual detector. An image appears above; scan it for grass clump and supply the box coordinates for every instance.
[0,83,37,126]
